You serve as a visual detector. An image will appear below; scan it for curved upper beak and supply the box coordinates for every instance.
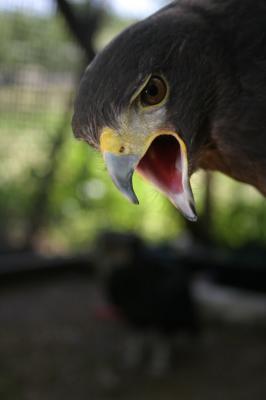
[100,128,197,222]
[103,152,139,204]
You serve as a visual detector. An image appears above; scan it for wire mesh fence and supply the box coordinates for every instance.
[1,0,266,253]
[0,1,83,250]
[0,0,188,253]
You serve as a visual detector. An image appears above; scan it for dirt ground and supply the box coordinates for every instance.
[0,276,266,400]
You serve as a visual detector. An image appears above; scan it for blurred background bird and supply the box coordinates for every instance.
[93,231,199,374]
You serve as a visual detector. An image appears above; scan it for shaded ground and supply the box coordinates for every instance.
[0,276,266,400]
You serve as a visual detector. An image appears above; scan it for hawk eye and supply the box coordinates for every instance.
[140,76,167,107]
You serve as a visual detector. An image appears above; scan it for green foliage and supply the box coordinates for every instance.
[0,97,183,250]
[211,174,266,247]
[0,12,80,71]
[1,7,266,252]
[2,90,266,251]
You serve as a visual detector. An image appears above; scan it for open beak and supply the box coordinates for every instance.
[100,128,197,222]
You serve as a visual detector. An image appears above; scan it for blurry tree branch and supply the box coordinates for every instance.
[24,1,104,249]
[0,251,93,284]
[24,95,73,249]
[55,0,104,61]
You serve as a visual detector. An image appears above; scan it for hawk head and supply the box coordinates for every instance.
[72,3,229,221]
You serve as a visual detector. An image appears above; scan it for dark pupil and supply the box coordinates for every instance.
[147,83,158,98]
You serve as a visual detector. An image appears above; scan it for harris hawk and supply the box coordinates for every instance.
[72,0,266,221]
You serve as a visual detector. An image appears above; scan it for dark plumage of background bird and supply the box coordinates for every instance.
[100,233,197,332]
[72,0,266,221]
[94,232,198,372]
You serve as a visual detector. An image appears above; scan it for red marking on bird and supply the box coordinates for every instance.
[94,305,122,322]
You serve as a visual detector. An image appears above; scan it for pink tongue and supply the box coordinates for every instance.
[136,136,183,194]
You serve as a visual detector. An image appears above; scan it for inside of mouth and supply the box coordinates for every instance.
[136,135,183,194]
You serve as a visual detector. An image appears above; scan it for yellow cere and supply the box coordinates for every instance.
[100,127,188,162]
[100,128,124,155]
[100,127,146,155]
